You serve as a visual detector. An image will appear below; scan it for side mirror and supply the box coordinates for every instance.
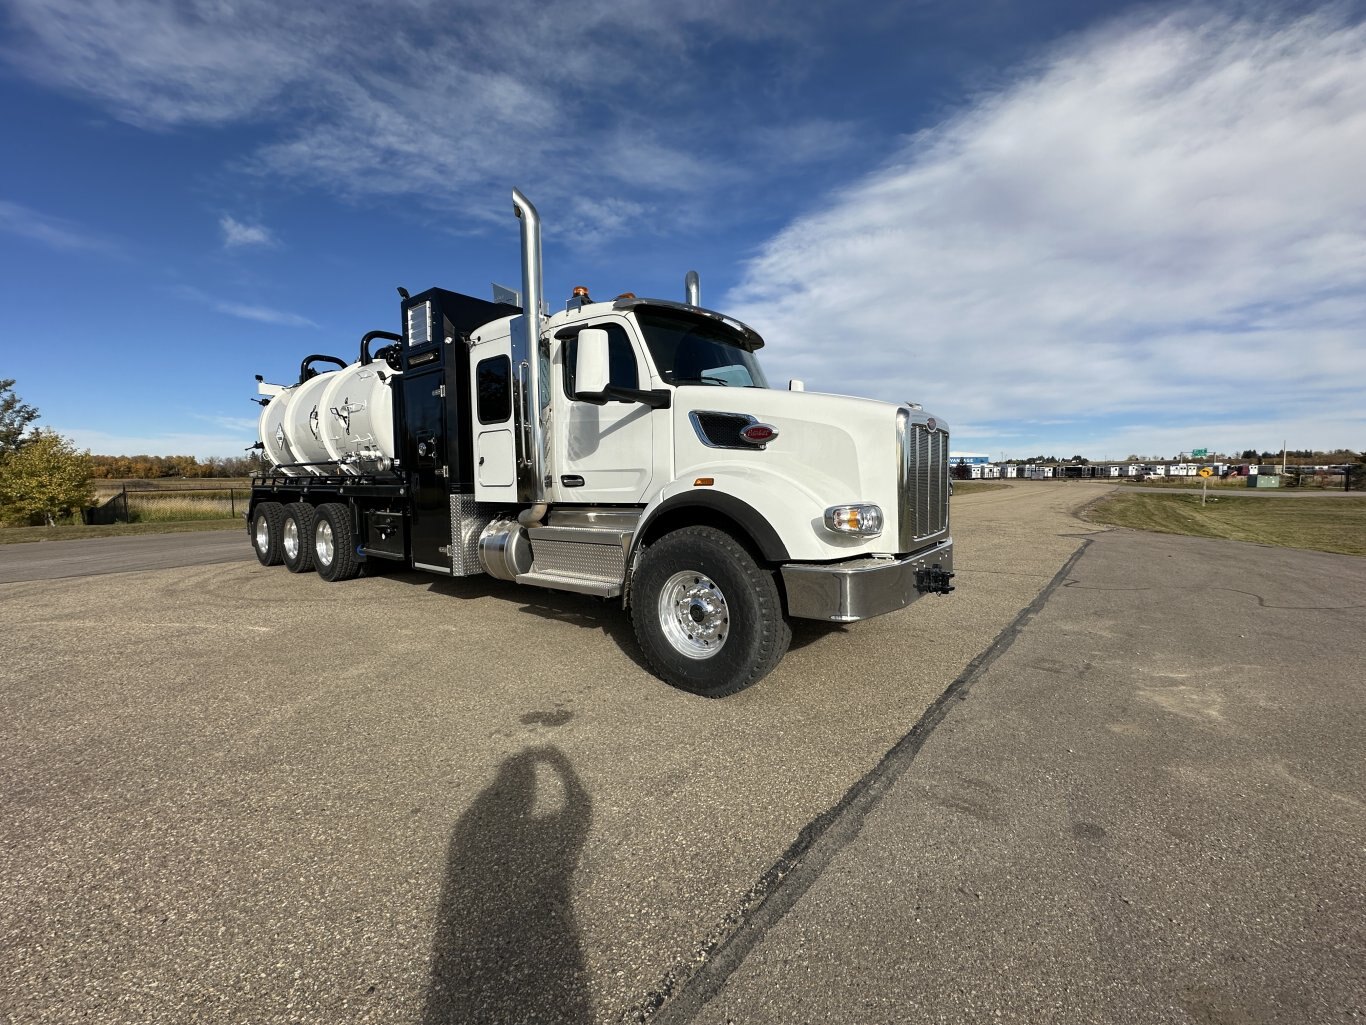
[788,379,805,392]
[574,328,610,399]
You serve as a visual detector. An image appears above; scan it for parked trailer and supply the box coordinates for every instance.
[248,190,954,696]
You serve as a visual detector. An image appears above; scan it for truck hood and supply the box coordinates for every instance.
[670,386,948,559]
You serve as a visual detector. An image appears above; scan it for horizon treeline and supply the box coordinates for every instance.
[89,454,265,479]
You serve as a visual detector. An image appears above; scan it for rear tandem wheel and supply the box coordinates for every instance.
[251,502,285,566]
[282,502,318,573]
[313,502,361,582]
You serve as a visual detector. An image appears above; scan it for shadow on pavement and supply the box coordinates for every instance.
[423,746,594,1025]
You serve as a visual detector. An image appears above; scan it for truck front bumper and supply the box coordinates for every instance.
[781,538,954,623]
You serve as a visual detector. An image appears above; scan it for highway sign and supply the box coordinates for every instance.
[1192,448,1209,458]
[1199,468,1213,477]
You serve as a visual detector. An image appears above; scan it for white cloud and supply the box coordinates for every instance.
[220,215,276,248]
[727,9,1366,454]
[0,199,114,253]
[0,0,839,231]
[212,301,316,329]
[1,0,334,128]
[171,284,316,327]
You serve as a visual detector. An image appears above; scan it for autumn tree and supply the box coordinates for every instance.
[0,429,95,526]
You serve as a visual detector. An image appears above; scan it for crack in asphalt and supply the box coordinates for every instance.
[631,537,1097,1025]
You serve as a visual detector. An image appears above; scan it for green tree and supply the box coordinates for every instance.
[0,429,95,526]
[0,379,39,455]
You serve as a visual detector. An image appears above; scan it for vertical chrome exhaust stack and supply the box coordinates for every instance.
[685,270,700,307]
[512,188,548,510]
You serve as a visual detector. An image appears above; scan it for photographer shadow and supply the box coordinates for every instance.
[422,746,594,1025]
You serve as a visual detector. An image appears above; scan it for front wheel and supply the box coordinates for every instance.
[631,526,791,697]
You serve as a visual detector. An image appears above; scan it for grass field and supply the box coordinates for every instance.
[87,481,253,524]
[1087,492,1366,556]
[1115,476,1349,491]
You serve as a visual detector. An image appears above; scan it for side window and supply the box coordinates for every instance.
[563,324,640,399]
[476,355,512,424]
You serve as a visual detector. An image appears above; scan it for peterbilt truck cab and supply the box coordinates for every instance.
[248,189,953,696]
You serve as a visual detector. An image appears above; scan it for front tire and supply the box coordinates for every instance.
[631,526,791,697]
[313,502,361,582]
[282,502,317,574]
[251,502,285,566]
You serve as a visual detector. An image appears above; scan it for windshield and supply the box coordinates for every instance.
[634,309,769,388]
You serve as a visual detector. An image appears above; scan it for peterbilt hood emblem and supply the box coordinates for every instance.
[740,423,778,445]
[926,417,937,431]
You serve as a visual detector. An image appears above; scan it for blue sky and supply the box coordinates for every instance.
[2,0,1363,461]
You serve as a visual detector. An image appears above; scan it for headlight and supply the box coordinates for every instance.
[824,504,883,537]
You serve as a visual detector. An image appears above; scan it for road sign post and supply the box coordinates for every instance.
[1199,466,1213,505]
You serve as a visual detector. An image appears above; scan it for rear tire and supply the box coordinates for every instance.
[251,502,285,566]
[282,502,317,574]
[313,502,360,582]
[631,526,791,697]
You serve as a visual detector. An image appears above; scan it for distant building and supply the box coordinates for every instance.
[949,452,992,466]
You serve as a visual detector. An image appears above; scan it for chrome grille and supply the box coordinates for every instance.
[897,410,949,551]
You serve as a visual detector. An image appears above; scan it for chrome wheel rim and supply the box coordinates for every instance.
[658,570,729,660]
[315,520,334,567]
[283,519,300,560]
[254,515,270,553]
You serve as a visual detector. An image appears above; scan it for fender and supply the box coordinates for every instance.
[630,462,874,568]
[636,488,790,563]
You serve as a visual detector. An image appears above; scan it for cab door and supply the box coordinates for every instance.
[471,330,518,503]
[552,319,654,504]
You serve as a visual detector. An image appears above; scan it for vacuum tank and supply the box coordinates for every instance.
[258,356,401,475]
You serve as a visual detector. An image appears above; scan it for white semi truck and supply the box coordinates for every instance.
[247,189,953,696]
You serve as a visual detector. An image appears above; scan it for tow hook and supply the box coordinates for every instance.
[915,564,955,595]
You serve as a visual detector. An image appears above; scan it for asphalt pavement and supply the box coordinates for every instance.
[3,485,1362,1023]
[669,528,1366,1024]
[0,529,247,582]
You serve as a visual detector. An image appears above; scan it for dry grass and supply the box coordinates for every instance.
[125,494,238,521]
[1087,492,1366,556]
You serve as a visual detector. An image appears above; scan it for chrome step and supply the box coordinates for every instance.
[515,570,620,597]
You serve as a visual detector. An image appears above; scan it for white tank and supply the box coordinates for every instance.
[258,361,401,475]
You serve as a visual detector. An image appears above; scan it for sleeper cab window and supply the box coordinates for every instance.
[476,355,512,424]
[563,324,640,399]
